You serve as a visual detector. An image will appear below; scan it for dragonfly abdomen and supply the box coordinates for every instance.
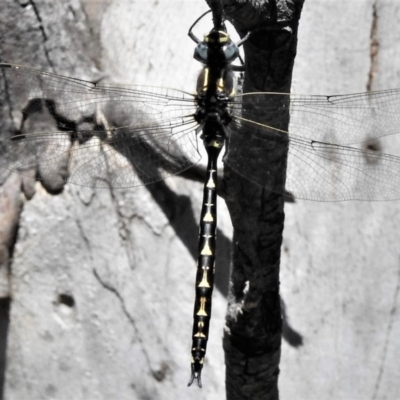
[188,139,223,387]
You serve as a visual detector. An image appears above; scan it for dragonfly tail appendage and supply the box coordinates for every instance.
[187,361,203,388]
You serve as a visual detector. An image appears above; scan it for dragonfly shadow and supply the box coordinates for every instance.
[14,96,301,347]
[98,111,233,296]
[12,96,235,295]
[14,99,79,194]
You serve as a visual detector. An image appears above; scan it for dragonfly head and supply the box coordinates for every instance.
[193,29,239,65]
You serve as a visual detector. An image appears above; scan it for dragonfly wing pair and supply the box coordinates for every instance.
[2,63,400,200]
[225,90,400,201]
[0,63,201,189]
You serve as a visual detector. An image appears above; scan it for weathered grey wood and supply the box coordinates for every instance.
[0,175,23,299]
[280,1,400,399]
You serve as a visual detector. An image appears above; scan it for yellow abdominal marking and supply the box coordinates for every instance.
[206,177,215,188]
[201,235,213,256]
[203,202,214,222]
[206,170,216,188]
[203,212,213,222]
[198,269,210,288]
[196,297,208,316]
[194,321,206,338]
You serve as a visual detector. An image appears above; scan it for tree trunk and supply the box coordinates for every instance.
[218,2,304,399]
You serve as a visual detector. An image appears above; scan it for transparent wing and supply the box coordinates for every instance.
[226,91,400,201]
[231,90,400,145]
[0,63,200,189]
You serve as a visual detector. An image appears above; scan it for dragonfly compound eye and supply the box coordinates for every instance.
[194,43,208,63]
[222,42,239,63]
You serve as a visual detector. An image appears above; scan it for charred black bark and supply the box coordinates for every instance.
[211,1,305,399]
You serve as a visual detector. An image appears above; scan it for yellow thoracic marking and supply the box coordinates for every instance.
[201,235,213,256]
[218,31,229,43]
[217,71,225,92]
[202,68,209,91]
[196,297,208,316]
[206,170,216,189]
[198,269,210,288]
[194,321,206,338]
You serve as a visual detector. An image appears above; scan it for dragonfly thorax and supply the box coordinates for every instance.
[195,90,232,125]
[196,67,235,97]
[194,31,235,146]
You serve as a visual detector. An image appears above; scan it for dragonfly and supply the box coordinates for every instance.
[2,6,400,390]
